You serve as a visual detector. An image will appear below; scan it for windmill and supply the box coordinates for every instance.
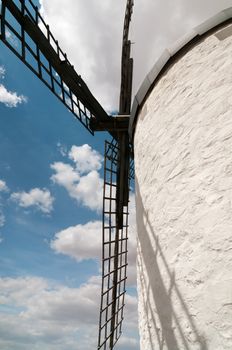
[0,0,134,349]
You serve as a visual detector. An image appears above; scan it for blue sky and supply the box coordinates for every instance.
[0,1,139,349]
[0,42,103,282]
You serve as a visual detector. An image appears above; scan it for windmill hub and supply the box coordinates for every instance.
[90,115,130,132]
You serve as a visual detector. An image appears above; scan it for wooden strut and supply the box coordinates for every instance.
[108,0,134,347]
[109,132,130,349]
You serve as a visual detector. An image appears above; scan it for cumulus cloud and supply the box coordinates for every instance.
[51,162,80,188]
[11,188,54,214]
[0,179,9,229]
[0,275,138,350]
[0,276,100,350]
[21,276,101,326]
[51,220,102,262]
[69,144,103,174]
[0,276,48,306]
[0,211,5,228]
[0,180,8,192]
[0,66,5,78]
[51,193,137,287]
[57,142,68,157]
[51,144,103,211]
[0,84,27,108]
[39,0,124,111]
[0,65,27,107]
[73,170,103,210]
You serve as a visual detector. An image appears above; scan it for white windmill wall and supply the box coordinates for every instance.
[133,19,232,350]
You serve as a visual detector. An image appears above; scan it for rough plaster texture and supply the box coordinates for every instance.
[134,24,232,350]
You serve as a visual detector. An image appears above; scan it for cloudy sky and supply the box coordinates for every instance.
[0,0,232,349]
[40,0,232,110]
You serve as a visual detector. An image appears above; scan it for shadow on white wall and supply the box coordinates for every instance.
[136,182,208,350]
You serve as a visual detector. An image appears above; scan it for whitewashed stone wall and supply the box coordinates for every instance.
[134,24,232,350]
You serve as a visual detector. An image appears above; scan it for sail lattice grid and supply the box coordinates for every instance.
[98,139,131,350]
[0,0,98,133]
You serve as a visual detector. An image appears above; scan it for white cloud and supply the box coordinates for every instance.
[72,170,103,210]
[0,66,5,79]
[0,180,8,192]
[50,192,137,285]
[0,84,27,108]
[0,180,8,229]
[69,144,103,174]
[0,276,100,350]
[51,193,137,287]
[11,188,54,214]
[0,211,5,228]
[57,142,67,157]
[51,220,102,262]
[51,144,103,211]
[21,276,101,326]
[0,276,48,306]
[39,0,124,111]
[0,275,138,350]
[51,162,80,188]
[0,66,27,108]
[118,337,139,350]
[5,30,19,49]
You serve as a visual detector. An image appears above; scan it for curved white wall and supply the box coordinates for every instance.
[134,23,232,350]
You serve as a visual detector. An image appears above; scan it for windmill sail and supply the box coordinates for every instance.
[119,0,134,115]
[0,0,111,133]
[98,139,133,350]
[98,1,134,348]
